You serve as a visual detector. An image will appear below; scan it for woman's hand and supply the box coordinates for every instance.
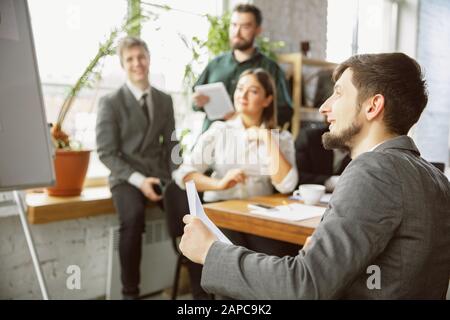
[215,169,246,190]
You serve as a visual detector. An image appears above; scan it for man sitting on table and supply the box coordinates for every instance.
[179,52,450,299]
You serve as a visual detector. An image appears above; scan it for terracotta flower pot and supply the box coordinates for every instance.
[46,149,91,196]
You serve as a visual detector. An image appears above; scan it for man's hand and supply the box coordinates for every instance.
[192,92,210,108]
[216,169,246,190]
[179,214,218,264]
[304,236,313,250]
[140,177,162,202]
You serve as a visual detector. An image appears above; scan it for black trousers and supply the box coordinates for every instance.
[111,183,157,297]
[162,181,210,300]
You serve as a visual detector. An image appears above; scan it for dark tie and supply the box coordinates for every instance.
[141,93,150,125]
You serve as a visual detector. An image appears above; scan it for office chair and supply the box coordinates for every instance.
[431,162,445,173]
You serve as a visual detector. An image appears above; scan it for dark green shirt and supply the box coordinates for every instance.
[193,49,293,132]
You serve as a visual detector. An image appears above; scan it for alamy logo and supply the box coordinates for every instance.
[366,265,381,290]
[170,128,281,175]
[66,265,81,290]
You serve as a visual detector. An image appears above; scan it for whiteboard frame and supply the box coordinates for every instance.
[0,0,55,192]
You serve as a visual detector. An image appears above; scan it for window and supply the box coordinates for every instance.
[326,0,399,62]
[28,0,222,179]
[28,0,127,178]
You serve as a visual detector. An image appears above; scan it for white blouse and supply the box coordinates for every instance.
[172,116,298,202]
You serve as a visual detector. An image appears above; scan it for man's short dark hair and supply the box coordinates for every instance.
[333,53,428,135]
[233,3,262,26]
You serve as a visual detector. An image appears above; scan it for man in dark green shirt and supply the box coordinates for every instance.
[193,3,293,132]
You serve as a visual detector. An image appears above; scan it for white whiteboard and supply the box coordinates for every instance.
[0,0,55,191]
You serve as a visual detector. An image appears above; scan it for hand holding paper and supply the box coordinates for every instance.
[180,214,218,265]
[185,181,232,244]
[179,181,232,264]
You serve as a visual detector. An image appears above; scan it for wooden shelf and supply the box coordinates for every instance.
[26,187,115,224]
[277,53,336,137]
[300,107,325,122]
[26,185,157,224]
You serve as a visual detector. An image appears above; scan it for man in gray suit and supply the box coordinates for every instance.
[96,37,177,299]
[179,53,450,299]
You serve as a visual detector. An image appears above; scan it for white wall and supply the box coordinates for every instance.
[0,213,115,299]
[396,0,420,57]
[415,0,450,166]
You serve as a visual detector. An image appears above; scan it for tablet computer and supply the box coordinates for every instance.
[194,82,234,120]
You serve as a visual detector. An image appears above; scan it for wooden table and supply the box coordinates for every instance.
[203,194,323,245]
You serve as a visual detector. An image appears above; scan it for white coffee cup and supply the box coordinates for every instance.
[293,184,326,205]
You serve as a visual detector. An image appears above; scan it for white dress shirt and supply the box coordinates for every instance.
[173,116,298,202]
[125,80,153,189]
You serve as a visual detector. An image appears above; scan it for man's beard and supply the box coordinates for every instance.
[322,121,362,152]
[230,37,255,51]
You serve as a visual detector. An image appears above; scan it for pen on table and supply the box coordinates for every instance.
[248,203,270,211]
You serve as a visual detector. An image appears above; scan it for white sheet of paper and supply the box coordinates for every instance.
[290,193,332,204]
[194,82,234,120]
[250,203,326,221]
[185,181,232,244]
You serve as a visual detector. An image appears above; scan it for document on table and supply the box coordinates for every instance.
[249,203,326,221]
[290,193,332,204]
[185,181,232,244]
[194,82,234,120]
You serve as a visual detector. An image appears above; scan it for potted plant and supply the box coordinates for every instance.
[47,12,149,196]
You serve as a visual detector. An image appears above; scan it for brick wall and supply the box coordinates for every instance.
[254,0,328,59]
[0,207,163,299]
[0,213,116,299]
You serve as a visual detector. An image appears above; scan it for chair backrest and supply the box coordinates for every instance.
[163,180,190,239]
[431,162,445,173]
[313,68,334,108]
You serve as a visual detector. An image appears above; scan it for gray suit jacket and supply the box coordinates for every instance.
[201,136,450,299]
[96,85,177,189]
